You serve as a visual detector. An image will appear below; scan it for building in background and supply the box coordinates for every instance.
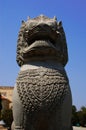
[1,95,11,110]
[0,86,14,110]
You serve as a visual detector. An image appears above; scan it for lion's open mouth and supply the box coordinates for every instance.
[23,24,61,54]
[28,33,56,46]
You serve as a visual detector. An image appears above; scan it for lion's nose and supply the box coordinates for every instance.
[37,23,50,30]
[38,22,47,26]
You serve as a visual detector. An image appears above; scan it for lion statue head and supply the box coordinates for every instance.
[16,15,68,66]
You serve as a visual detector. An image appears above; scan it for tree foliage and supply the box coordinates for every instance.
[0,93,2,111]
[72,105,86,127]
[1,109,13,128]
[72,105,78,126]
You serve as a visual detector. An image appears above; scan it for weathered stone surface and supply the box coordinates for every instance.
[16,15,68,67]
[12,15,72,130]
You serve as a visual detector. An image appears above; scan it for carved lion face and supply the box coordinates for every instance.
[16,15,68,66]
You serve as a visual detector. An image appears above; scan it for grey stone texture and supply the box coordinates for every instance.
[12,15,73,130]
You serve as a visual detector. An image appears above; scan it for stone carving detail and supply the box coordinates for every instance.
[17,67,69,114]
[16,15,68,67]
[13,15,73,130]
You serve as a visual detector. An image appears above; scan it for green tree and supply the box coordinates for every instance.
[0,93,2,120]
[72,105,79,126]
[1,109,13,128]
[0,93,2,111]
[72,105,86,127]
[77,106,86,127]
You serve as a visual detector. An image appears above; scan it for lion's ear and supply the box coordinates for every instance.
[58,21,62,26]
[53,16,57,21]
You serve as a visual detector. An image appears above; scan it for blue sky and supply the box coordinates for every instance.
[0,0,86,110]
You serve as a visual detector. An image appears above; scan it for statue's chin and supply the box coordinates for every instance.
[23,40,56,53]
[22,40,58,64]
[20,60,64,71]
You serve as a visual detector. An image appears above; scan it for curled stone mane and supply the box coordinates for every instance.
[16,15,68,66]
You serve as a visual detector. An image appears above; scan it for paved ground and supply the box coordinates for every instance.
[73,127,86,130]
[0,125,86,130]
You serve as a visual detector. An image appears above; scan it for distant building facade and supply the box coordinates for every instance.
[0,86,14,110]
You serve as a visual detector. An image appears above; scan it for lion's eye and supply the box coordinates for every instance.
[23,30,29,41]
[29,22,37,29]
[48,22,57,31]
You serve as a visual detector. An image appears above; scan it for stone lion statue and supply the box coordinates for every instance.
[12,15,73,130]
